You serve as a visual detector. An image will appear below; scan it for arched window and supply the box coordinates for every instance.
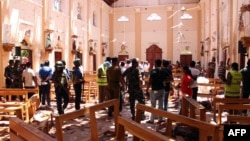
[54,0,61,11]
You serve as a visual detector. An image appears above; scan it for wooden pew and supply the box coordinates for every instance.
[55,99,119,141]
[226,115,250,124]
[181,95,206,121]
[217,104,250,124]
[0,102,25,120]
[83,73,97,103]
[135,104,220,141]
[9,117,56,141]
[0,88,39,101]
[0,89,39,122]
[212,98,250,124]
[116,116,175,141]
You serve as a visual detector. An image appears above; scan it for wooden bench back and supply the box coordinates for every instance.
[9,117,56,141]
[213,98,250,123]
[226,115,250,124]
[0,88,39,102]
[55,99,119,141]
[135,104,220,141]
[181,95,206,121]
[27,94,40,121]
[217,104,250,124]
[116,116,175,141]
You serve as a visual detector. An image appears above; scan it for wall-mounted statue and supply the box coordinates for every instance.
[72,39,77,50]
[77,2,82,20]
[118,44,128,54]
[20,30,32,46]
[88,39,96,55]
[102,42,107,56]
[46,33,51,48]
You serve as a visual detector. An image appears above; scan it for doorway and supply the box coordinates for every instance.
[55,51,62,63]
[146,44,162,71]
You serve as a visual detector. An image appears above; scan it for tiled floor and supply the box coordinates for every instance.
[0,94,245,141]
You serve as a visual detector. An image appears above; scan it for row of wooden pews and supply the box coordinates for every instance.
[0,88,39,122]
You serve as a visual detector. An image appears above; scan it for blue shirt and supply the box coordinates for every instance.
[39,66,52,80]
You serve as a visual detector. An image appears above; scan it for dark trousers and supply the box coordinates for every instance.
[192,87,198,100]
[74,83,82,110]
[55,86,69,115]
[128,88,145,117]
[163,90,169,111]
[108,84,120,117]
[40,84,51,106]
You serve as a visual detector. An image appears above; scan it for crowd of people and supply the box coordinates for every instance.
[3,56,250,120]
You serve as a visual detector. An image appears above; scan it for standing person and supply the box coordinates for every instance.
[240,59,250,116]
[97,61,109,104]
[72,59,84,110]
[189,61,200,100]
[105,57,112,68]
[13,60,24,88]
[36,63,43,101]
[22,62,38,98]
[218,61,227,82]
[52,61,69,115]
[225,62,242,98]
[106,57,125,117]
[61,60,71,80]
[225,62,242,114]
[207,57,216,78]
[179,66,193,114]
[39,60,52,106]
[143,61,150,78]
[162,60,173,111]
[4,59,15,88]
[180,66,193,97]
[120,61,126,74]
[146,59,168,124]
[123,58,145,120]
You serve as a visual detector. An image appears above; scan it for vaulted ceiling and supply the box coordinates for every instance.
[103,0,200,7]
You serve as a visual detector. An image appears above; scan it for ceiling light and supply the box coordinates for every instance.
[117,16,129,22]
[180,13,192,20]
[147,13,162,21]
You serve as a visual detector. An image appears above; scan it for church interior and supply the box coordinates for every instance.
[1,0,250,140]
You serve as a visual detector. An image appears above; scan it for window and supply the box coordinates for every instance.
[54,0,61,11]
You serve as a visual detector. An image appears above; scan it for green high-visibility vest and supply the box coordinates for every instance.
[225,70,242,97]
[97,67,108,86]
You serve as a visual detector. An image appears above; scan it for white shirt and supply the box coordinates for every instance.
[190,67,200,88]
[23,68,36,87]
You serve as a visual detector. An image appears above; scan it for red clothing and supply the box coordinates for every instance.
[181,74,193,97]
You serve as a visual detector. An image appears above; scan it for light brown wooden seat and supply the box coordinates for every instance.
[55,99,119,141]
[9,117,56,141]
[135,104,220,141]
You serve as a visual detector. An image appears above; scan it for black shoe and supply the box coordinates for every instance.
[146,120,154,124]
[132,116,135,121]
[108,113,113,117]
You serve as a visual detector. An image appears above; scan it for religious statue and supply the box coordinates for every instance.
[21,30,31,46]
[72,39,77,50]
[46,33,51,48]
[118,44,128,54]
